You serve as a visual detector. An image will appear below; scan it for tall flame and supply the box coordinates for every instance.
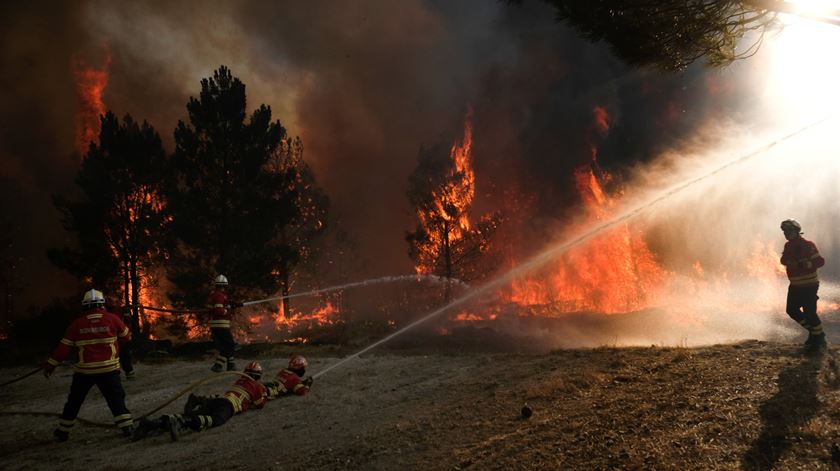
[508,150,668,314]
[73,51,111,156]
[414,109,475,274]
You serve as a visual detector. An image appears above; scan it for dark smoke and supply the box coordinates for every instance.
[1,0,752,314]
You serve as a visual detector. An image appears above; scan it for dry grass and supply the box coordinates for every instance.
[2,340,840,469]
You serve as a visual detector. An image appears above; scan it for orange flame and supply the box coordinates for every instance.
[507,158,668,314]
[414,109,475,274]
[73,51,111,156]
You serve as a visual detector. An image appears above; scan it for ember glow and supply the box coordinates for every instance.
[72,51,111,156]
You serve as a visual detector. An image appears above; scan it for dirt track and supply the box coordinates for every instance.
[3,339,840,470]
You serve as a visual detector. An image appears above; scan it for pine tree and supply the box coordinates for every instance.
[167,66,298,311]
[50,112,170,340]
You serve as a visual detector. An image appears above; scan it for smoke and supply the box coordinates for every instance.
[4,0,832,354]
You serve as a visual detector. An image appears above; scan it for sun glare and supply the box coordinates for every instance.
[785,0,840,17]
[764,15,840,119]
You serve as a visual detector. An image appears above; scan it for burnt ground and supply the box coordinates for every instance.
[3,334,840,470]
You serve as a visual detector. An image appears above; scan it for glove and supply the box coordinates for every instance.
[302,376,313,387]
[799,260,813,269]
[42,362,55,378]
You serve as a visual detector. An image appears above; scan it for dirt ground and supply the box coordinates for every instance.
[3,336,840,470]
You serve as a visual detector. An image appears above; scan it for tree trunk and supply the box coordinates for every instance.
[280,266,290,318]
[443,220,452,303]
[279,228,290,317]
[129,255,142,341]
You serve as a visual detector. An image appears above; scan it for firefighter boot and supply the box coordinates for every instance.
[184,393,208,415]
[162,414,189,442]
[806,333,827,352]
[132,417,165,441]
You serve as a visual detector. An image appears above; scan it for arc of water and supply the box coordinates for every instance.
[313,118,829,379]
[241,274,469,307]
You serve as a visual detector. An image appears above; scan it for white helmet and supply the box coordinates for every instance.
[82,289,105,307]
[214,274,229,286]
[780,219,802,234]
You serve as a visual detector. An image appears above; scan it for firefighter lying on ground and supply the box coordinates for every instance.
[263,354,313,398]
[132,355,313,442]
[43,289,134,442]
[780,219,827,351]
[133,361,267,441]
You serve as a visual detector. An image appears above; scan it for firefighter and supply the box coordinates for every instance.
[178,354,312,422]
[780,219,827,350]
[105,296,135,380]
[43,289,134,441]
[264,354,313,398]
[207,274,242,372]
[133,361,267,442]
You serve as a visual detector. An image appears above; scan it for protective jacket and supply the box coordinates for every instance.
[206,288,231,329]
[781,236,825,287]
[224,376,267,413]
[266,369,310,397]
[46,307,130,374]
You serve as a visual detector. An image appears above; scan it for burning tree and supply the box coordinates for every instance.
[50,112,171,340]
[268,137,330,318]
[166,66,299,314]
[406,113,501,301]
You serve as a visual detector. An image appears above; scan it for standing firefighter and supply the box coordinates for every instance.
[133,361,267,441]
[780,219,827,350]
[207,274,242,372]
[43,289,134,441]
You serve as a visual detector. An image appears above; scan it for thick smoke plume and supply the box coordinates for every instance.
[3,0,831,351]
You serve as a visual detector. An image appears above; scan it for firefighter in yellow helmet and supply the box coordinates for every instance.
[780,219,827,350]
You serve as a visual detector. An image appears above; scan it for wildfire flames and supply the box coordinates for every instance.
[413,109,475,275]
[73,51,111,156]
[506,151,669,314]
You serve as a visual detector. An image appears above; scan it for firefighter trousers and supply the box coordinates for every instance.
[57,371,133,434]
[211,328,236,366]
[185,397,235,431]
[786,284,822,331]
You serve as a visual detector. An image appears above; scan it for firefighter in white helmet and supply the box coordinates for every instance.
[780,219,827,350]
[207,274,242,372]
[43,289,134,441]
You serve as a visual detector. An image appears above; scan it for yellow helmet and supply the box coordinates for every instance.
[82,289,105,307]
[214,274,229,286]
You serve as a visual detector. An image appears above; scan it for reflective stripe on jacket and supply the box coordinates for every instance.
[47,308,130,374]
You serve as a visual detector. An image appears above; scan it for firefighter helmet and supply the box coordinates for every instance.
[289,355,308,371]
[781,219,802,234]
[82,289,106,307]
[214,275,229,286]
[244,361,263,380]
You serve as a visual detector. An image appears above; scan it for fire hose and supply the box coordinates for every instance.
[0,367,43,388]
[0,371,252,428]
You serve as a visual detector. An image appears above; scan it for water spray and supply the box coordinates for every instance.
[313,118,829,379]
[135,274,467,313]
[241,274,468,307]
